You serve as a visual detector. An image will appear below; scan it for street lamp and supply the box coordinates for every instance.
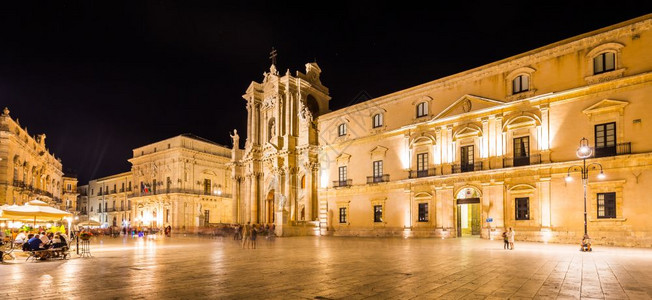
[565,137,605,240]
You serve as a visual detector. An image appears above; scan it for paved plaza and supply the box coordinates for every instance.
[2,235,652,299]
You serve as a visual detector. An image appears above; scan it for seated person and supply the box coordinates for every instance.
[27,234,44,251]
[39,232,52,249]
[581,234,592,252]
[51,233,68,249]
[15,231,27,244]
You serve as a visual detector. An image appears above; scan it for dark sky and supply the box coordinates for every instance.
[0,2,647,183]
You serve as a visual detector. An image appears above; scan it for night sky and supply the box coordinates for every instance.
[0,2,646,183]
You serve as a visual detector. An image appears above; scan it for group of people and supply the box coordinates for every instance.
[21,231,70,259]
[502,227,515,250]
[233,222,275,249]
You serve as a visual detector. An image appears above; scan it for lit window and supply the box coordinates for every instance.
[374,205,383,222]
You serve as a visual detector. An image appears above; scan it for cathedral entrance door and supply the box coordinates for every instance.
[456,198,481,237]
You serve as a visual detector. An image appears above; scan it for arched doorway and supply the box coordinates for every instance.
[266,189,275,224]
[456,187,481,237]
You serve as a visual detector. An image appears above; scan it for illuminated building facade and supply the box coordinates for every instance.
[316,15,652,246]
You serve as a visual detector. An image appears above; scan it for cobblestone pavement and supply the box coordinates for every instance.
[2,235,652,299]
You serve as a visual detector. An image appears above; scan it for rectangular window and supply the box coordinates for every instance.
[339,207,347,224]
[373,160,383,178]
[166,177,171,193]
[204,179,211,195]
[373,205,383,223]
[338,123,347,136]
[152,179,157,194]
[461,145,474,172]
[515,197,529,220]
[418,203,428,222]
[417,153,428,171]
[338,166,347,182]
[597,192,616,219]
[593,52,616,75]
[373,114,383,128]
[416,102,428,118]
[128,182,132,191]
[595,122,616,157]
[204,210,210,225]
[513,136,530,167]
[512,75,529,94]
[66,183,72,192]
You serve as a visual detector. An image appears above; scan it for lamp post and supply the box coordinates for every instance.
[565,137,605,238]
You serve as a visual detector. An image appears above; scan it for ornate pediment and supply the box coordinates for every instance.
[434,94,505,120]
[582,99,628,118]
[414,192,433,199]
[336,153,352,165]
[370,145,389,159]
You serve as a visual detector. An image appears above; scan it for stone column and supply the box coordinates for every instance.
[304,164,313,221]
[251,173,259,224]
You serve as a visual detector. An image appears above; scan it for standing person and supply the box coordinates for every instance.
[508,227,515,250]
[241,222,251,249]
[250,224,258,249]
[502,229,509,250]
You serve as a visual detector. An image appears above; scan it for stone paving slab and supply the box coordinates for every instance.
[1,236,652,299]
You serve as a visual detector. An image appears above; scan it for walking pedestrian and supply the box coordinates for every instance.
[508,227,515,250]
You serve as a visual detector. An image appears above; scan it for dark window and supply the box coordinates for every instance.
[204,210,210,226]
[339,207,347,223]
[593,52,616,75]
[512,75,530,94]
[461,145,474,172]
[166,177,171,193]
[516,197,529,220]
[204,179,211,195]
[374,205,383,223]
[416,102,428,118]
[152,179,157,193]
[338,123,347,136]
[418,203,428,222]
[595,122,616,157]
[338,166,347,182]
[373,160,383,178]
[372,114,383,128]
[513,136,530,166]
[597,192,616,218]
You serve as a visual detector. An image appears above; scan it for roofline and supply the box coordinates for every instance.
[131,133,230,151]
[319,13,652,122]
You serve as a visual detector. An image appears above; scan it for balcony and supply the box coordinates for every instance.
[453,162,483,174]
[409,168,437,179]
[367,174,390,184]
[503,154,542,168]
[332,179,352,188]
[594,142,631,158]
[111,189,117,194]
[106,208,117,212]
[98,191,103,196]
[119,188,125,193]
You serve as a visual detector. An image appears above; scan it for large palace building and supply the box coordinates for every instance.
[232,14,652,246]
[81,15,651,247]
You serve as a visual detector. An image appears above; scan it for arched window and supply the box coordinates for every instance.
[593,52,615,75]
[512,74,529,94]
[372,113,383,128]
[338,123,347,136]
[416,102,428,118]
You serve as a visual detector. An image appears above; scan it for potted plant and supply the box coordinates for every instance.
[79,231,93,241]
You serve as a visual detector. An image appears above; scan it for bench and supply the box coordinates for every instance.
[25,247,70,262]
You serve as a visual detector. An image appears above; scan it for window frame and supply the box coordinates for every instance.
[372,113,383,128]
[597,192,616,219]
[593,52,616,75]
[373,160,383,178]
[594,122,616,157]
[416,102,428,118]
[338,123,347,136]
[339,207,347,224]
[418,203,428,222]
[338,166,347,182]
[373,205,383,223]
[515,197,530,220]
[512,74,530,94]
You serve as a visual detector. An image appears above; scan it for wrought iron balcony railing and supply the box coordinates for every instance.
[409,168,437,179]
[367,174,390,184]
[332,179,352,188]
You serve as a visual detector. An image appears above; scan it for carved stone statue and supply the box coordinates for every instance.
[230,129,240,149]
[300,105,313,123]
[277,194,288,212]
